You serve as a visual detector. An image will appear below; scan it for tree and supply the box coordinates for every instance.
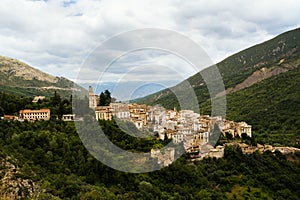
[104,90,111,105]
[99,92,106,106]
[99,90,111,106]
[241,133,250,140]
[52,91,61,107]
[225,132,233,140]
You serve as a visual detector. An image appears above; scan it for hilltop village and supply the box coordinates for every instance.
[89,87,252,137]
[87,87,300,165]
[88,86,254,161]
[3,86,298,165]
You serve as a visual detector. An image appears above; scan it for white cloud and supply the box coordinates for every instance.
[0,0,299,97]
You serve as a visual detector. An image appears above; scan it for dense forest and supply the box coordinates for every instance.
[0,92,300,199]
[0,91,72,119]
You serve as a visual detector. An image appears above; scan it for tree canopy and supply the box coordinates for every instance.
[99,90,111,106]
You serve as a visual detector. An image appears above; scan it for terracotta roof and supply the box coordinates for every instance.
[19,109,50,114]
[4,115,18,119]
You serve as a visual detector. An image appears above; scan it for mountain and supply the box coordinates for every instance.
[0,56,84,98]
[136,28,300,146]
[136,28,300,106]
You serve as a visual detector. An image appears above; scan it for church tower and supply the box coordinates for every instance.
[88,86,98,109]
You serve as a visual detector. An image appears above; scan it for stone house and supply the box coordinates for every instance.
[19,109,50,121]
[95,106,112,120]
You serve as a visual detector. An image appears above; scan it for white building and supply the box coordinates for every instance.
[62,114,75,121]
[111,103,130,119]
[19,109,50,121]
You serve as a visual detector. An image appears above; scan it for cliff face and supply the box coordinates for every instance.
[217,57,300,96]
[0,155,39,199]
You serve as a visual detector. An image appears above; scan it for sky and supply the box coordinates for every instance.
[0,0,299,100]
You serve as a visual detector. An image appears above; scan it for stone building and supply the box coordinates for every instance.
[129,104,149,128]
[88,86,98,109]
[148,106,166,125]
[62,114,75,121]
[199,115,212,132]
[3,115,19,120]
[221,120,252,138]
[19,109,50,121]
[95,106,112,120]
[237,122,252,138]
[111,103,130,119]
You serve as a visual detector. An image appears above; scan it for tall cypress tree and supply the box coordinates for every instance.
[99,90,111,106]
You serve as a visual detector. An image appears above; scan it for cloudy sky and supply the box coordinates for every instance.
[1,0,299,99]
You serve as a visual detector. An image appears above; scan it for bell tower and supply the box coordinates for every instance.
[88,86,98,109]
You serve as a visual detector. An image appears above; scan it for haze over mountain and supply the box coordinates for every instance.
[0,56,84,98]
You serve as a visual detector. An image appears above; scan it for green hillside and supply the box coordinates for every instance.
[135,28,300,145]
[226,66,300,133]
[213,66,299,146]
[0,56,84,98]
[136,27,300,107]
[1,114,300,199]
[0,54,299,198]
